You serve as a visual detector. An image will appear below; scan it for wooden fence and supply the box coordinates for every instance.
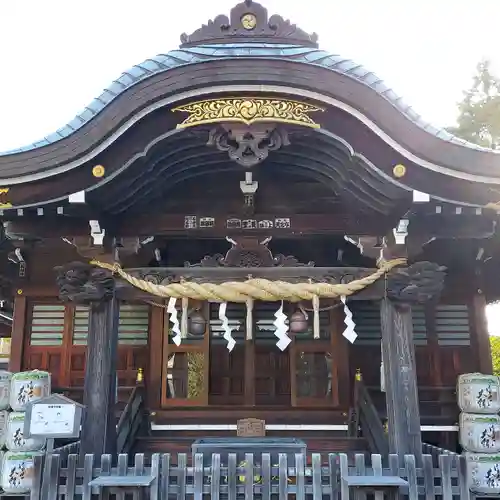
[29,451,470,500]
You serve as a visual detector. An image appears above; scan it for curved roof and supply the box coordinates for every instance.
[0,43,487,157]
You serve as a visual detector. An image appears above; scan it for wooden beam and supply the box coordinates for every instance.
[380,299,423,465]
[5,213,394,238]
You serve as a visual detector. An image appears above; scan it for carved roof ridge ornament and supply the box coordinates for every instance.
[185,236,315,268]
[179,0,319,48]
[173,97,323,130]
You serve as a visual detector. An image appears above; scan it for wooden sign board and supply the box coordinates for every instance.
[237,418,266,437]
[24,393,83,439]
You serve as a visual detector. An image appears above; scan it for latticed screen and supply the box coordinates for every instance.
[436,305,470,346]
[29,304,65,346]
[72,303,149,345]
[350,302,428,345]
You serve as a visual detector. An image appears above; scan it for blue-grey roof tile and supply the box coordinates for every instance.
[0,42,491,156]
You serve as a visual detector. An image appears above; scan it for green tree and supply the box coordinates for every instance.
[447,60,500,148]
[490,336,500,375]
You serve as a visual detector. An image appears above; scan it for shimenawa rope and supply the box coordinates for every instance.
[90,258,406,303]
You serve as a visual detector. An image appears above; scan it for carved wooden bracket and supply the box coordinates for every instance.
[207,124,290,167]
[385,261,446,304]
[185,236,313,268]
[55,262,115,304]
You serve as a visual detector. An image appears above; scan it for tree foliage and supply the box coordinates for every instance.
[490,336,500,376]
[447,60,500,148]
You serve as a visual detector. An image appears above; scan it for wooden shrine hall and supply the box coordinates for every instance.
[0,0,499,460]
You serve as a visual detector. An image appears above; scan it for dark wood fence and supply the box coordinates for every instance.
[30,451,470,500]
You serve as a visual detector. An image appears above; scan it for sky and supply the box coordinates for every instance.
[1,0,500,330]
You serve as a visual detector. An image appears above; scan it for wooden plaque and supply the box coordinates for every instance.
[237,418,266,437]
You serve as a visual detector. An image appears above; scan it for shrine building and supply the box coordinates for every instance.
[0,0,498,459]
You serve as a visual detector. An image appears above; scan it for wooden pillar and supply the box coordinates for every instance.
[382,259,447,464]
[80,297,119,456]
[9,295,27,372]
[55,261,118,456]
[380,299,423,464]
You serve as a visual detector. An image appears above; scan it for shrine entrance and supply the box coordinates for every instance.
[160,300,343,410]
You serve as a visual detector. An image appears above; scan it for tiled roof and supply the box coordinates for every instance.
[0,43,488,156]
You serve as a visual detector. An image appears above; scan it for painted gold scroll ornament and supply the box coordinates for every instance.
[173,97,323,129]
[0,188,12,209]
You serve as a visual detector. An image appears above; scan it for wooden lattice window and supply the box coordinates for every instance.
[71,303,149,345]
[29,304,65,346]
[436,305,470,346]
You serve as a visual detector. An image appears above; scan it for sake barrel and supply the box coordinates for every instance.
[6,413,45,452]
[460,413,500,452]
[9,370,51,412]
[1,451,37,494]
[467,452,500,494]
[0,371,11,410]
[0,410,9,449]
[457,373,500,414]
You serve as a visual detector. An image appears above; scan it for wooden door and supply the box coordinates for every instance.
[161,303,210,407]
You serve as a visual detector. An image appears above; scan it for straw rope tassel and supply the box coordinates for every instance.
[181,297,189,338]
[312,295,320,339]
[246,299,254,340]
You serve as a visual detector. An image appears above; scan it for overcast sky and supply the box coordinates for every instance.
[1,0,499,152]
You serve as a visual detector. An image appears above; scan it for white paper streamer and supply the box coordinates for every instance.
[168,297,182,346]
[341,295,357,343]
[219,302,236,351]
[273,301,291,351]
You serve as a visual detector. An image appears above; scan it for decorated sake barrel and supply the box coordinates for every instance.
[1,451,37,494]
[6,413,45,452]
[9,370,51,412]
[0,371,11,410]
[467,452,500,494]
[460,413,500,452]
[457,373,500,413]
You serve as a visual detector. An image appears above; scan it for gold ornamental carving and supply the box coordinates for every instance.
[173,97,323,129]
[0,188,12,209]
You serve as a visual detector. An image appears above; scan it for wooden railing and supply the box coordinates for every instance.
[49,385,145,461]
[367,385,458,424]
[349,376,389,456]
[116,385,146,454]
[30,451,469,499]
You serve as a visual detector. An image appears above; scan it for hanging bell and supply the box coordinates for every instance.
[289,309,308,333]
[188,309,207,336]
